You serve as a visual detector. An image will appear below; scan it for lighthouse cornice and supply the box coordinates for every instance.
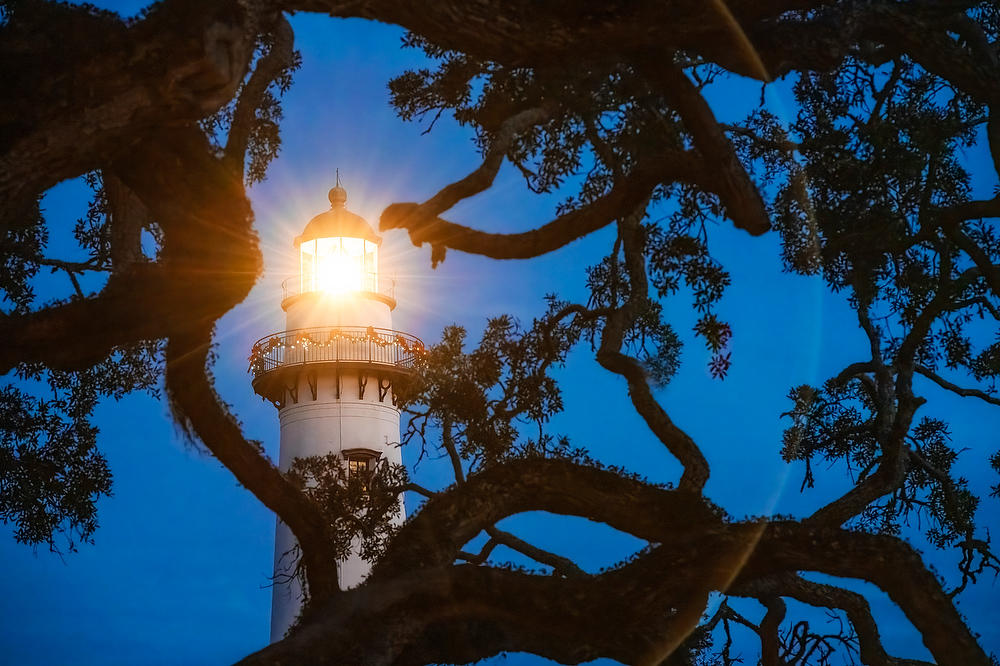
[281,291,396,312]
[280,276,397,311]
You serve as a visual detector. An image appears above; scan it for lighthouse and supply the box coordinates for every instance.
[247,181,419,641]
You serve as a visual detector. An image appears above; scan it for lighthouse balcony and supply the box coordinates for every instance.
[250,325,422,378]
[248,326,423,407]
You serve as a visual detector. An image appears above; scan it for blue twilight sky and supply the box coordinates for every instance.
[1,4,998,665]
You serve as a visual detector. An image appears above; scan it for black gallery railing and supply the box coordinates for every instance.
[249,326,423,379]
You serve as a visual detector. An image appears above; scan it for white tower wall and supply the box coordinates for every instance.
[269,358,403,642]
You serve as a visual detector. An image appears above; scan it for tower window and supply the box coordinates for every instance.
[343,448,380,492]
[348,456,370,477]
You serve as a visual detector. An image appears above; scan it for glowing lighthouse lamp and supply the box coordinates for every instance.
[248,181,420,641]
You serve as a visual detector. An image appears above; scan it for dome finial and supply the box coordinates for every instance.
[328,169,347,208]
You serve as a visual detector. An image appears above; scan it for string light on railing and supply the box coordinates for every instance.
[248,326,425,375]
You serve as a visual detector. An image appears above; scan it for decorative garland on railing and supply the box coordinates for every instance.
[248,327,424,374]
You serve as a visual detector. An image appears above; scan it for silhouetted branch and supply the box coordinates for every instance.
[224,15,296,178]
[484,526,586,578]
[915,365,1000,407]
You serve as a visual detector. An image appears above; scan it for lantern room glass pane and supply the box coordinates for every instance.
[299,236,376,295]
[364,240,378,291]
[300,239,317,293]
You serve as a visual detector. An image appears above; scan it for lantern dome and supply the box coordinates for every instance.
[292,182,385,299]
[294,186,381,247]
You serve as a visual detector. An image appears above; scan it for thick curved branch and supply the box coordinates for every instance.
[381,63,773,267]
[251,515,988,665]
[243,556,713,666]
[377,460,981,662]
[636,60,770,236]
[0,0,255,233]
[380,148,701,264]
[597,349,711,492]
[484,526,586,578]
[377,105,551,265]
[915,365,1000,407]
[20,122,341,600]
[596,212,711,492]
[0,126,258,373]
[374,457,720,575]
[0,263,198,372]
[745,4,1000,102]
[291,0,828,80]
[739,573,935,666]
[0,121,345,604]
[743,525,988,666]
[166,328,341,600]
[224,15,296,178]
[869,10,1000,106]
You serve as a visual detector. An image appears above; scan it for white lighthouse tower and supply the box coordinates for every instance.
[248,181,419,641]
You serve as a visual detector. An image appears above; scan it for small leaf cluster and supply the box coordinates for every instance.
[400,306,578,472]
[0,343,161,551]
[391,38,684,203]
[0,385,109,552]
[200,31,301,185]
[782,380,979,550]
[0,197,45,313]
[583,251,684,386]
[781,381,878,478]
[286,453,408,563]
